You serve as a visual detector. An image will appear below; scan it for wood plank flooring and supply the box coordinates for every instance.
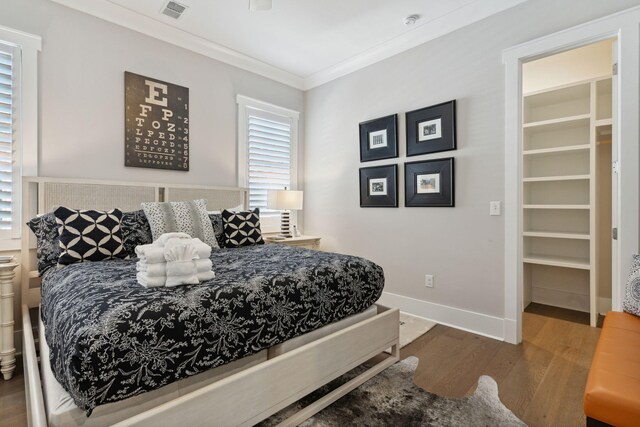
[402,309,600,427]
[0,308,599,427]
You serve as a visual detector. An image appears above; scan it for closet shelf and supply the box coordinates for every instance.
[523,114,590,130]
[522,174,590,182]
[523,144,590,156]
[595,118,612,127]
[523,254,590,270]
[523,231,590,240]
[523,204,590,210]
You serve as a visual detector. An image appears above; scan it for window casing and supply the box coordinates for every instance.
[0,26,40,245]
[237,95,299,233]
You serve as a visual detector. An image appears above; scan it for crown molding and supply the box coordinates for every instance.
[302,0,528,90]
[51,0,526,91]
[50,0,305,90]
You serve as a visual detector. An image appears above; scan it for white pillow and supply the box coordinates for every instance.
[142,199,219,249]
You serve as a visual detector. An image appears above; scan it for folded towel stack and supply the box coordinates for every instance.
[135,233,215,288]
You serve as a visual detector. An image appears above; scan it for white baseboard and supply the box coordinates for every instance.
[598,297,612,315]
[378,291,506,341]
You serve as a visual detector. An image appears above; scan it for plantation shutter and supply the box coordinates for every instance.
[246,108,292,227]
[0,44,15,232]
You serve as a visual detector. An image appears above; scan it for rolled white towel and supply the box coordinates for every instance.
[136,272,165,288]
[135,244,166,264]
[164,244,199,287]
[198,270,215,282]
[155,232,191,247]
[137,259,213,278]
[164,237,211,259]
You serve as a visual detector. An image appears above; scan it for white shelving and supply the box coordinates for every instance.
[523,231,590,240]
[522,175,590,182]
[522,76,612,327]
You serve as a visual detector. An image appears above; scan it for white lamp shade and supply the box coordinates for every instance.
[267,190,303,210]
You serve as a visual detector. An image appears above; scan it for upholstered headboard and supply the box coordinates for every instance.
[21,176,248,308]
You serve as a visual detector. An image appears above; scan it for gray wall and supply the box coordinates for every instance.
[303,0,639,319]
[1,0,304,187]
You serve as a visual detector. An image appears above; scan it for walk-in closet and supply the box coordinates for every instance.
[521,39,616,327]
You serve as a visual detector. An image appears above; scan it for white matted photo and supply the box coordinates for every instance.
[416,173,440,194]
[369,129,388,150]
[418,118,442,142]
[369,177,388,196]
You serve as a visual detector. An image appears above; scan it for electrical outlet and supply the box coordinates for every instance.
[490,201,501,216]
[425,274,434,288]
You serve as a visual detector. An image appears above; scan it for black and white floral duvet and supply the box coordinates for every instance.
[41,244,384,415]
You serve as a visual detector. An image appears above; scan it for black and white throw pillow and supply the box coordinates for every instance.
[121,209,153,258]
[142,199,218,248]
[221,208,265,248]
[623,254,640,317]
[208,213,226,248]
[26,212,61,276]
[54,207,127,265]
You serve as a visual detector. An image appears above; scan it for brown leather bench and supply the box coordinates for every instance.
[584,311,640,427]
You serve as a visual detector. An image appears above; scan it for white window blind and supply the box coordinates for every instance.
[0,44,17,234]
[247,108,292,226]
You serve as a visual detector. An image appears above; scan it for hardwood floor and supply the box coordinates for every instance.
[402,310,601,427]
[0,360,27,427]
[0,308,599,427]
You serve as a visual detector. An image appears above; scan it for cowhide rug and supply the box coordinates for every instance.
[260,356,526,427]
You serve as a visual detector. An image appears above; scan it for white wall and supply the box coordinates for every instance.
[303,0,639,337]
[0,0,304,350]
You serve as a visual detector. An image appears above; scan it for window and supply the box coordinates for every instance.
[0,43,19,236]
[237,95,299,233]
[0,26,40,243]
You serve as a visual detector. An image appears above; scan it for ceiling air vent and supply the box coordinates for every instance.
[161,1,188,19]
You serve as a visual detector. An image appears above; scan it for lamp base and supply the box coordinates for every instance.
[279,211,292,238]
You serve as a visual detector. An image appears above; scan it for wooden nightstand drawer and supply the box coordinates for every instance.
[265,236,321,250]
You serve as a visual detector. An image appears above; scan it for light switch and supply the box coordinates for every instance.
[490,201,501,216]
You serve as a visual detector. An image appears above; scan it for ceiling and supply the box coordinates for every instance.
[51,0,527,89]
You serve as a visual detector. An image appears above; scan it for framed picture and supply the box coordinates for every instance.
[406,100,456,157]
[360,164,398,207]
[405,158,454,207]
[359,114,398,162]
[125,72,190,171]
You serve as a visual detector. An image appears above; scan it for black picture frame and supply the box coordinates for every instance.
[359,164,398,208]
[405,158,454,207]
[359,114,398,162]
[406,100,456,157]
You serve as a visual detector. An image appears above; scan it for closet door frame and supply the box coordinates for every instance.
[503,7,640,344]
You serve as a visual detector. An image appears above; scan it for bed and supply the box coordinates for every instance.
[20,177,400,427]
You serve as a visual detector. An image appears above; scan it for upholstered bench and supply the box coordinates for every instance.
[584,311,640,427]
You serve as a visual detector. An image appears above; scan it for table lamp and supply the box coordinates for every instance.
[267,188,303,238]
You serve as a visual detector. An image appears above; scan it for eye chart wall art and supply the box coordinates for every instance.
[125,72,189,171]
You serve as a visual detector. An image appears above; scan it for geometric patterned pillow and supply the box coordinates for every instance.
[121,209,153,258]
[623,254,640,317]
[221,208,265,248]
[26,212,61,276]
[54,207,127,265]
[141,199,218,249]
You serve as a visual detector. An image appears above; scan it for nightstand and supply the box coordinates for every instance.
[0,261,17,380]
[266,235,321,250]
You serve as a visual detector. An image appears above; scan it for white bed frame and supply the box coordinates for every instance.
[20,176,400,427]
